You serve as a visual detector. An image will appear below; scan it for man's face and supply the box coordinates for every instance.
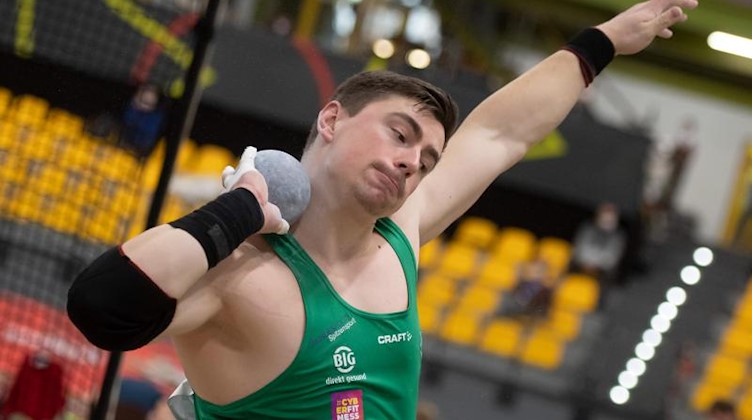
[324,95,446,216]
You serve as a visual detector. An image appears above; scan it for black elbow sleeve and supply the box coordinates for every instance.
[67,247,177,351]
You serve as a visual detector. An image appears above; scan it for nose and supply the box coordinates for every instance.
[395,146,420,177]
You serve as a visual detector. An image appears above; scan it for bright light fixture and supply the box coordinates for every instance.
[693,247,714,267]
[626,358,647,376]
[708,31,752,60]
[635,342,655,360]
[658,302,678,320]
[610,386,630,405]
[372,39,395,59]
[406,48,431,69]
[666,287,687,306]
[651,315,671,333]
[642,329,663,347]
[619,371,639,389]
[681,266,701,285]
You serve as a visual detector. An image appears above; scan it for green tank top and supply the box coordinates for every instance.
[193,218,422,419]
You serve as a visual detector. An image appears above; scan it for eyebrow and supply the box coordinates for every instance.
[390,112,441,166]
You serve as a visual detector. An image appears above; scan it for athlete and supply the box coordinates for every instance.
[68,0,697,418]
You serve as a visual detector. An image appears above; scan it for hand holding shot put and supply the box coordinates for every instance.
[67,0,697,418]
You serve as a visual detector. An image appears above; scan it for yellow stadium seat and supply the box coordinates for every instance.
[552,273,600,313]
[417,300,443,335]
[479,317,524,358]
[436,243,479,280]
[47,111,85,139]
[457,285,500,315]
[703,354,747,391]
[84,210,128,244]
[739,389,752,420]
[454,217,497,249]
[691,382,736,412]
[43,201,81,235]
[736,297,752,330]
[439,307,483,346]
[12,94,49,127]
[0,87,12,117]
[418,273,458,307]
[477,258,518,290]
[175,139,199,173]
[536,237,571,278]
[33,166,69,197]
[0,120,17,150]
[419,238,444,272]
[492,227,536,265]
[7,190,43,223]
[159,195,191,225]
[719,322,752,359]
[189,144,235,176]
[542,309,582,341]
[519,326,565,370]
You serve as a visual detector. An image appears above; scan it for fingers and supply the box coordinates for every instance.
[276,219,290,235]
[222,146,259,192]
[657,5,687,33]
[658,28,674,39]
[221,165,235,190]
[654,0,697,13]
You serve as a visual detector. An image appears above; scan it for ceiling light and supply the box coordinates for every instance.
[681,266,701,285]
[693,247,714,267]
[666,287,687,306]
[610,386,630,405]
[626,358,647,376]
[642,329,663,347]
[658,302,678,320]
[635,342,655,360]
[708,31,752,60]
[406,48,431,69]
[372,39,395,59]
[619,371,639,389]
[651,315,671,333]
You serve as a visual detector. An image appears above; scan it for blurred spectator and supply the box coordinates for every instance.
[643,117,696,241]
[120,84,165,157]
[416,400,439,420]
[498,259,555,319]
[706,400,737,420]
[0,350,66,420]
[115,378,163,420]
[570,202,626,286]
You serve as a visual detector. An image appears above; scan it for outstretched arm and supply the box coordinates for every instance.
[412,0,697,242]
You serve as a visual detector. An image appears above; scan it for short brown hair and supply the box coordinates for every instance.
[303,71,459,152]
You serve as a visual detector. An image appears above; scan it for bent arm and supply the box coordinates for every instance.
[67,166,287,351]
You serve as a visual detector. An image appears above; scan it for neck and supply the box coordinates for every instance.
[291,187,381,265]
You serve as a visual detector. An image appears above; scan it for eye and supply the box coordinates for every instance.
[391,128,406,143]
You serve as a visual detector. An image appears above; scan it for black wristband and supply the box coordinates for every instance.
[170,188,264,268]
[562,28,615,86]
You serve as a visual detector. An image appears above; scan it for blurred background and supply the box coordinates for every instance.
[0,0,751,419]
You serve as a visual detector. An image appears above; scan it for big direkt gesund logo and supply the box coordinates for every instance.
[333,346,356,373]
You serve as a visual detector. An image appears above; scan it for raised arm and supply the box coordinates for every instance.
[67,149,288,351]
[412,0,697,242]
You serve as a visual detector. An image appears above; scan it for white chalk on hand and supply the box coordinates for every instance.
[222,146,311,227]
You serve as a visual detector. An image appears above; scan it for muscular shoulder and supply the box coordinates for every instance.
[195,237,303,337]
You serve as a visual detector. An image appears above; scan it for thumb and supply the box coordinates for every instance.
[275,219,290,235]
[221,165,235,190]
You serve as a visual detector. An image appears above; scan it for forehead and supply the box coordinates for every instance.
[360,96,446,147]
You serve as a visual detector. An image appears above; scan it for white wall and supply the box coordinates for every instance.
[503,48,752,244]
[588,71,752,245]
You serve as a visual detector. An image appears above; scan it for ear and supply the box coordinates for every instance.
[317,100,342,143]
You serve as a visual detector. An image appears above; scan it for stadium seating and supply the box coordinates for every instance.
[416,217,595,372]
[0,90,236,246]
[691,279,752,417]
